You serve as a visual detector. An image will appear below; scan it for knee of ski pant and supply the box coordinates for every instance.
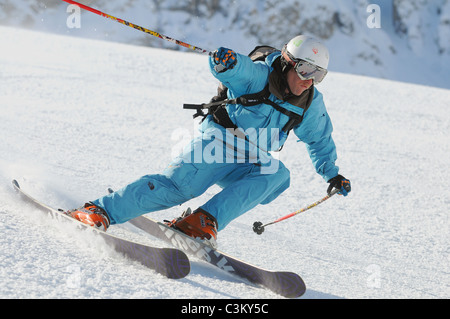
[258,159,290,181]
[275,162,290,182]
[260,163,291,204]
[118,174,191,211]
[142,174,206,205]
[162,162,207,199]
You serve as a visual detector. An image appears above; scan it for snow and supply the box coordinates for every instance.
[0,26,449,300]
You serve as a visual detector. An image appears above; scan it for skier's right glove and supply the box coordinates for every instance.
[213,47,237,73]
[327,174,351,196]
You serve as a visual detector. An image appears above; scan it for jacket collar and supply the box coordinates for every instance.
[267,54,314,110]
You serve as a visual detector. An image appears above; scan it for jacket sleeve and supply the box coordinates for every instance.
[209,52,270,97]
[293,89,339,182]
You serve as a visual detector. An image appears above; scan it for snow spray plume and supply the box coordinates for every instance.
[253,188,340,235]
[61,0,213,56]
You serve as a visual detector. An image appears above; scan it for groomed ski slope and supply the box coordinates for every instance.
[0,26,449,299]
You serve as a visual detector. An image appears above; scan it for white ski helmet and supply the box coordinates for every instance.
[281,35,329,84]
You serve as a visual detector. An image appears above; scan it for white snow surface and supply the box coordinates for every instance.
[0,26,449,299]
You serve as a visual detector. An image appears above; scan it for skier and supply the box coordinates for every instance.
[66,35,351,247]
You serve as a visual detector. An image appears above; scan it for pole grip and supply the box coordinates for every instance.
[183,103,205,109]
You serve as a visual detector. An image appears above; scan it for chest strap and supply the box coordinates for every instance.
[183,84,305,134]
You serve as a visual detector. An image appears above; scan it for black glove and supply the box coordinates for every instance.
[327,174,351,196]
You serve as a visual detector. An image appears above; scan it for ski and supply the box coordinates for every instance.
[11,180,190,279]
[128,215,306,298]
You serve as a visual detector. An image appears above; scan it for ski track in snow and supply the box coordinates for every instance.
[0,26,449,299]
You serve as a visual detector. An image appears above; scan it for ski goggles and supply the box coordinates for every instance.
[282,50,328,84]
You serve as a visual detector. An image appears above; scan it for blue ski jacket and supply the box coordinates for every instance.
[201,51,339,182]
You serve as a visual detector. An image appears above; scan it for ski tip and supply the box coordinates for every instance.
[276,272,306,298]
[164,248,191,279]
[12,179,20,189]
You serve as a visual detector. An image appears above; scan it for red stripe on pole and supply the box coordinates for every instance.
[62,0,104,16]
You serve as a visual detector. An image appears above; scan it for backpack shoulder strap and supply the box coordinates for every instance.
[248,45,279,62]
[236,85,304,133]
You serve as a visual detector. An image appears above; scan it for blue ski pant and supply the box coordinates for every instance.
[93,136,290,231]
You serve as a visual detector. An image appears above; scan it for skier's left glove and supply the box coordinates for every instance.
[327,174,351,196]
[213,47,237,73]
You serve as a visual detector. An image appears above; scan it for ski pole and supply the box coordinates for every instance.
[61,0,212,56]
[253,188,340,235]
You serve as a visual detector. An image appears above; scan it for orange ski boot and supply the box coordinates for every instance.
[166,208,218,248]
[65,202,110,231]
